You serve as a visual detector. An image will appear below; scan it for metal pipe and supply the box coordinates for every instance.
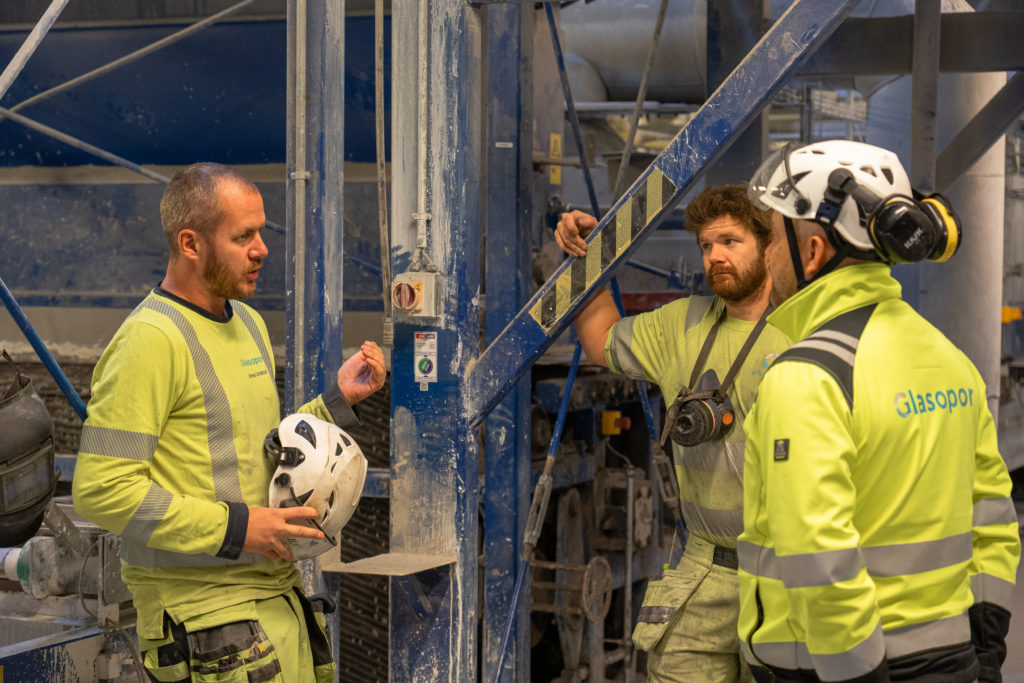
[291,0,308,405]
[624,465,636,683]
[375,0,394,346]
[411,0,433,266]
[544,2,599,217]
[0,0,70,103]
[611,0,669,200]
[0,275,87,420]
[7,0,256,116]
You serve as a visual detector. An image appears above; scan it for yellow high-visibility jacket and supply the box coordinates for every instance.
[738,264,1020,682]
[73,288,358,641]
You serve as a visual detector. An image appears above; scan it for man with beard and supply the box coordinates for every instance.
[73,163,385,682]
[554,184,790,682]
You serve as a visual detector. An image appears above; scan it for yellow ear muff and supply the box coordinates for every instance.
[921,195,961,262]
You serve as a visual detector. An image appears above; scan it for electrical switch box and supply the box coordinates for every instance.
[391,271,441,318]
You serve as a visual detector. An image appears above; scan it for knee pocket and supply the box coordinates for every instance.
[632,565,711,652]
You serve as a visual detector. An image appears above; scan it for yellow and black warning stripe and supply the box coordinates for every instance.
[531,167,677,330]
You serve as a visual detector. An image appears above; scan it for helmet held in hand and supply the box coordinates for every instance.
[264,413,367,560]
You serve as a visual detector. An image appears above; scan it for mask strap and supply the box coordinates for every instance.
[784,216,808,290]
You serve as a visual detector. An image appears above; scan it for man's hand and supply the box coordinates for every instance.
[554,210,598,258]
[337,340,386,405]
[243,506,324,562]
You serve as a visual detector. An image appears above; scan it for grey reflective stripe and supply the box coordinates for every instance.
[120,483,173,544]
[80,425,158,461]
[884,614,969,658]
[972,573,1016,609]
[773,304,876,410]
[738,534,970,582]
[680,501,743,538]
[741,638,813,671]
[676,438,744,474]
[973,497,1017,527]
[120,539,262,568]
[606,316,647,380]
[787,338,856,366]
[777,546,864,588]
[743,616,968,672]
[143,298,244,503]
[637,606,677,623]
[812,621,885,681]
[234,304,273,374]
[684,295,714,332]
[862,533,972,577]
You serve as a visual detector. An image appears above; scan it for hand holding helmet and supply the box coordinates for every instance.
[262,413,368,561]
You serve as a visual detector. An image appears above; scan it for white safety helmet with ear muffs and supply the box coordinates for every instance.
[748,139,961,264]
[264,413,367,561]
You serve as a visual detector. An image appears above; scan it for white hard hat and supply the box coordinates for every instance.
[748,139,912,253]
[264,413,368,560]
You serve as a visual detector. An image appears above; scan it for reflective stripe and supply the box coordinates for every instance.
[80,425,158,461]
[972,573,1016,609]
[808,329,858,352]
[680,501,742,538]
[743,616,969,672]
[777,546,864,588]
[121,539,262,568]
[739,534,971,582]
[862,533,971,577]
[789,337,856,366]
[234,305,273,375]
[884,614,969,658]
[973,497,1017,527]
[606,316,647,380]
[143,298,244,503]
[637,606,676,623]
[676,438,744,474]
[120,483,173,544]
[684,296,714,332]
[812,621,885,681]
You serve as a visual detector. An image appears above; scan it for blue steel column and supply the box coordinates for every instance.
[285,1,346,673]
[389,2,482,681]
[483,4,532,682]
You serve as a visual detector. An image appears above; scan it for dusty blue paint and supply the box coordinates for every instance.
[466,0,861,426]
[388,1,481,680]
[482,4,532,682]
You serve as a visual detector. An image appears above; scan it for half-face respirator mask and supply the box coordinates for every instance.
[659,309,767,450]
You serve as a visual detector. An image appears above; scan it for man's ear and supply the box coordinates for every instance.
[176,229,201,261]
[801,233,834,280]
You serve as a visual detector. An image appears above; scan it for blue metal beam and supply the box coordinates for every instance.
[482,4,533,682]
[389,1,481,680]
[466,0,859,426]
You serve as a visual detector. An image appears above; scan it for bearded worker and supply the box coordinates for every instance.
[73,162,386,682]
[554,184,790,682]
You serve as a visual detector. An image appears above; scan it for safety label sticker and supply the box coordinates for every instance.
[414,331,438,389]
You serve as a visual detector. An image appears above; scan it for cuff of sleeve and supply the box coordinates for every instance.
[323,382,361,429]
[216,501,249,560]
